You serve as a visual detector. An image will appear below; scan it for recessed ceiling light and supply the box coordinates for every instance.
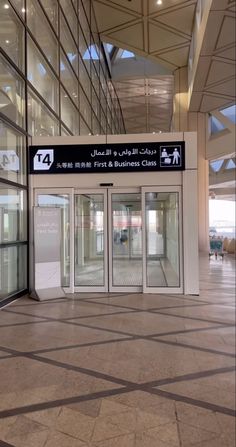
[21,8,26,12]
[5,40,10,44]
[4,4,9,9]
[157,0,162,5]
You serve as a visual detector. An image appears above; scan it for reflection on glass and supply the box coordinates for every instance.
[61,88,79,134]
[60,15,78,75]
[27,0,58,72]
[60,52,78,105]
[112,193,142,286]
[60,0,78,40]
[75,194,104,286]
[0,244,27,301]
[0,184,27,243]
[0,3,24,70]
[9,0,25,18]
[40,0,58,31]
[27,37,59,112]
[37,194,70,287]
[0,119,26,185]
[80,116,90,135]
[79,56,91,99]
[28,89,59,136]
[80,89,91,128]
[145,192,180,287]
[0,54,25,128]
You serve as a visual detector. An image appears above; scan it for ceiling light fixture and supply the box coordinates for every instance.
[4,4,10,9]
[156,0,162,5]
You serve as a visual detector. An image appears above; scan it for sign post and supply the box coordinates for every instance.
[31,207,66,301]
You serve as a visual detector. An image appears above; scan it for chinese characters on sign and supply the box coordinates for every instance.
[29,142,185,174]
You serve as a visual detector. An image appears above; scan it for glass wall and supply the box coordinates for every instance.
[0,0,124,304]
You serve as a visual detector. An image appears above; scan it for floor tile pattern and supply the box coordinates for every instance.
[0,255,235,446]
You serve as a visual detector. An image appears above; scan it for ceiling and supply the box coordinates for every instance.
[93,0,235,134]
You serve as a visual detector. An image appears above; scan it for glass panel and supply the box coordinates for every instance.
[60,52,78,105]
[0,2,24,70]
[92,87,99,117]
[61,87,79,134]
[0,54,25,127]
[112,193,142,286]
[79,57,91,99]
[40,0,58,31]
[75,194,104,286]
[92,113,100,135]
[80,89,91,128]
[0,119,26,185]
[60,0,78,41]
[79,117,90,135]
[0,244,27,301]
[8,0,26,18]
[79,1,90,45]
[28,89,59,137]
[60,15,78,75]
[0,184,27,242]
[101,110,106,134]
[27,37,59,112]
[27,0,58,72]
[145,192,180,287]
[37,194,70,287]
[82,0,90,22]
[61,126,72,136]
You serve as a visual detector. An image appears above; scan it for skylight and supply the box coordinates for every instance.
[83,45,100,60]
[210,115,226,134]
[105,43,114,54]
[121,49,135,59]
[226,159,236,170]
[210,160,224,172]
[220,104,236,124]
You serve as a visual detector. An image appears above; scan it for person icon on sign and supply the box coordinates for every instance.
[161,148,168,158]
[173,148,180,164]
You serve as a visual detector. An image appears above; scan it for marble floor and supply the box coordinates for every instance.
[0,255,235,447]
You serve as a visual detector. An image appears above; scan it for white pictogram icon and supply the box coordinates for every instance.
[160,146,182,167]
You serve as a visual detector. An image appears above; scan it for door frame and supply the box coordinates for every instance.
[34,188,74,293]
[108,187,142,293]
[74,188,108,293]
[34,186,184,294]
[142,186,183,294]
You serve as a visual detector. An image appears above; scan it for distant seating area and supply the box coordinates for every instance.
[209,236,235,259]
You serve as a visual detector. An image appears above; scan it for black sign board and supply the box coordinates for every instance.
[29,141,185,174]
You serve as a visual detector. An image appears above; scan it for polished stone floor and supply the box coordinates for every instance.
[0,255,235,447]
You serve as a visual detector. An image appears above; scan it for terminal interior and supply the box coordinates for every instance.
[0,0,235,446]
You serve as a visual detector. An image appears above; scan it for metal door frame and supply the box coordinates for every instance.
[34,188,74,293]
[74,188,108,293]
[142,186,183,294]
[108,187,142,293]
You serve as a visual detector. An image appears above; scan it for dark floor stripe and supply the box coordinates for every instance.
[151,310,233,326]
[148,388,236,417]
[150,337,236,358]
[144,365,236,388]
[0,387,128,419]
